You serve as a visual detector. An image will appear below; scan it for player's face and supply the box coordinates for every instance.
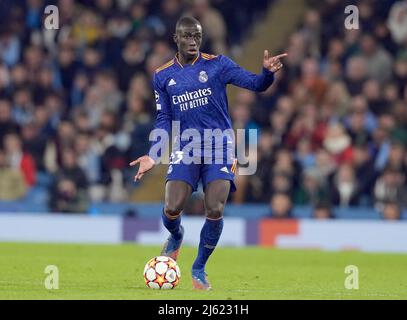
[175,24,202,59]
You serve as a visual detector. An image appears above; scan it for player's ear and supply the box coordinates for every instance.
[173,33,178,44]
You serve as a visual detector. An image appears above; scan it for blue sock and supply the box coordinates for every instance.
[162,209,182,241]
[192,218,224,271]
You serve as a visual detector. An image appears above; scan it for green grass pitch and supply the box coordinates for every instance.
[1,242,407,300]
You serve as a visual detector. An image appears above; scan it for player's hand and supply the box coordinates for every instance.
[129,155,155,181]
[263,50,288,73]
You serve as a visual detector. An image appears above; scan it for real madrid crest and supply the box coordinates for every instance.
[198,70,208,83]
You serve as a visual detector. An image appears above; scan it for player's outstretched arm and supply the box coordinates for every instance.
[129,155,156,181]
[263,50,287,73]
[220,51,288,92]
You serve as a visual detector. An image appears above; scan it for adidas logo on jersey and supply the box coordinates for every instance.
[220,166,229,173]
[168,79,176,86]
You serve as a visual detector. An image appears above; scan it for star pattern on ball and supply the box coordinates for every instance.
[155,274,166,286]
[168,259,177,269]
[148,259,157,268]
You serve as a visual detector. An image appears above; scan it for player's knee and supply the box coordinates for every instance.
[205,204,224,220]
[164,205,183,218]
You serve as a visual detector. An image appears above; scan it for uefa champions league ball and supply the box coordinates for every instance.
[143,256,181,289]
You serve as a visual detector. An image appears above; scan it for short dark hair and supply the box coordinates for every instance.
[175,16,201,31]
[313,201,335,219]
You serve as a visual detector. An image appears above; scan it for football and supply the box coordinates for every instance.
[143,256,181,289]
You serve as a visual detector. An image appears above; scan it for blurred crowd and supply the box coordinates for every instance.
[229,0,407,220]
[0,0,269,212]
[1,0,406,220]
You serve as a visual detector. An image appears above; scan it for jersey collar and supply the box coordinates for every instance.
[174,52,201,68]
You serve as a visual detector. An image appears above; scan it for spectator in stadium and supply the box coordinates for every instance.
[0,27,21,68]
[71,9,103,47]
[234,130,275,204]
[44,120,77,173]
[235,89,257,110]
[23,45,44,83]
[359,33,393,84]
[33,67,59,105]
[0,62,10,96]
[383,82,400,105]
[345,56,368,96]
[374,167,407,210]
[21,121,48,172]
[285,104,318,149]
[81,45,104,80]
[298,58,327,104]
[392,101,407,138]
[394,55,407,94]
[270,149,301,196]
[329,163,361,207]
[362,79,387,116]
[322,122,353,165]
[3,132,36,187]
[313,202,335,220]
[189,0,227,54]
[346,108,373,146]
[372,126,393,172]
[295,138,316,170]
[381,201,402,221]
[74,132,103,201]
[49,177,89,213]
[93,70,123,114]
[322,81,351,117]
[0,98,20,147]
[115,37,146,91]
[0,147,26,200]
[300,9,322,59]
[294,167,329,206]
[351,143,377,205]
[313,148,336,182]
[387,0,407,45]
[270,172,293,198]
[384,141,407,174]
[269,192,293,219]
[70,71,89,109]
[56,45,80,94]
[348,95,377,134]
[230,101,260,146]
[9,63,29,91]
[127,73,154,106]
[275,95,296,122]
[55,147,88,190]
[125,94,154,161]
[268,110,290,146]
[12,86,35,126]
[92,111,130,201]
[155,0,184,41]
[94,0,117,22]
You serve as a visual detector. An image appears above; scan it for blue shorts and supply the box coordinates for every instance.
[166,153,237,192]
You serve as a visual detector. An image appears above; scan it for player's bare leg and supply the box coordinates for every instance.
[192,179,230,290]
[161,180,192,261]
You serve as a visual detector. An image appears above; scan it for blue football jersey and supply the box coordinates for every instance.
[149,52,275,161]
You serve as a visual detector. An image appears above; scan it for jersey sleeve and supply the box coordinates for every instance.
[219,55,275,92]
[148,73,172,162]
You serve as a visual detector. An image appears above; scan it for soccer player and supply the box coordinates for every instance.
[130,16,286,290]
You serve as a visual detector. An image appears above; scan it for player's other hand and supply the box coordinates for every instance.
[263,50,288,73]
[129,155,155,181]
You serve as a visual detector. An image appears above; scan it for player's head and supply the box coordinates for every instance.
[174,16,202,59]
